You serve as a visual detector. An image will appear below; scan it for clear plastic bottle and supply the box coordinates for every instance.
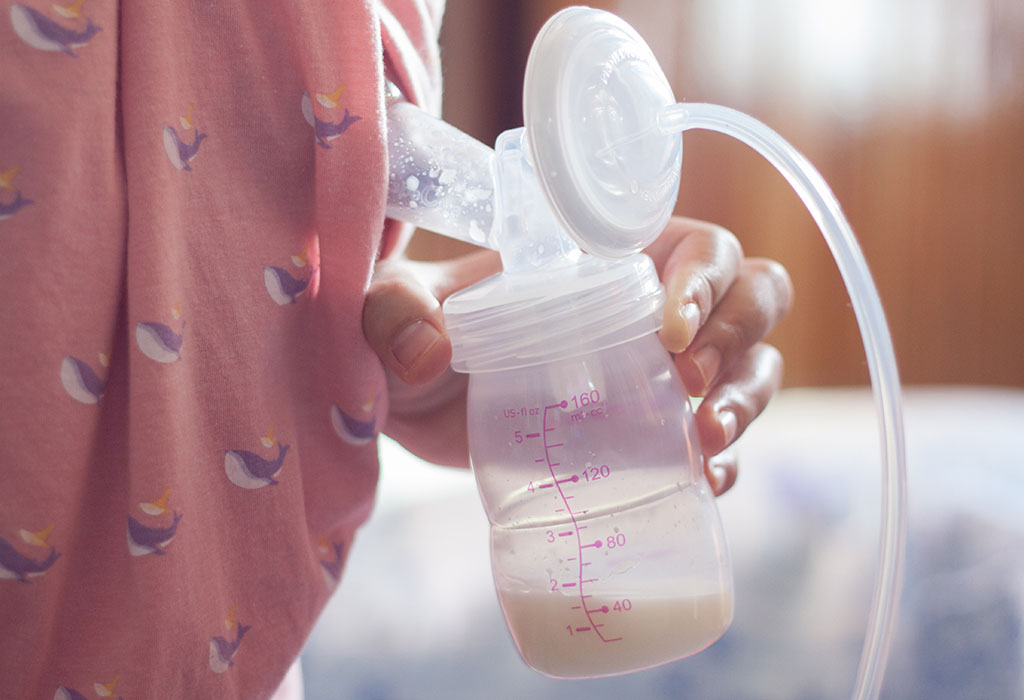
[391,118,736,678]
[466,333,733,678]
[387,68,734,676]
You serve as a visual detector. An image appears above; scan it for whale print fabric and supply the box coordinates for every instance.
[10,2,101,57]
[0,0,443,698]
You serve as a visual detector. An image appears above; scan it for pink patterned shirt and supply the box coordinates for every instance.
[0,1,442,697]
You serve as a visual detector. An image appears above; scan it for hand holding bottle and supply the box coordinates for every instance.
[362,215,792,492]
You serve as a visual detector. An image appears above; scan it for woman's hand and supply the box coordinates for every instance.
[362,216,793,494]
[362,249,500,467]
[644,217,793,495]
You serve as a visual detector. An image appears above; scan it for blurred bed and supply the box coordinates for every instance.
[300,386,1024,699]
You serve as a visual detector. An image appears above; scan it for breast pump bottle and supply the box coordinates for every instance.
[386,6,906,694]
[385,17,731,681]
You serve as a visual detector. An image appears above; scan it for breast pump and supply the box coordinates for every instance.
[385,7,907,698]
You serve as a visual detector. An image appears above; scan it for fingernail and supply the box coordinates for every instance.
[391,319,442,372]
[677,301,700,347]
[692,345,721,391]
[708,463,727,493]
[718,408,737,446]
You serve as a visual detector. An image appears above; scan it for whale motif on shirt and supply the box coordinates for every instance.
[319,540,345,587]
[330,403,376,446]
[264,266,311,305]
[0,189,33,220]
[20,522,54,548]
[126,511,182,556]
[162,126,207,171]
[315,85,346,109]
[301,92,360,149]
[139,488,172,516]
[60,355,106,403]
[209,621,251,673]
[135,321,184,363]
[92,674,120,698]
[1,167,33,220]
[0,537,60,582]
[54,682,123,700]
[10,4,101,56]
[224,442,290,489]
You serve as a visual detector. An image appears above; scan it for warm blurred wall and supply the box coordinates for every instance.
[426,0,1024,387]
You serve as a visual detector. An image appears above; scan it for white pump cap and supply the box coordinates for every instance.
[524,7,682,260]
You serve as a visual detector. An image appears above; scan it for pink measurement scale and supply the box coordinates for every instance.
[538,400,625,645]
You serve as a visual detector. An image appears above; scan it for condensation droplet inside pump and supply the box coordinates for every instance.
[385,99,588,275]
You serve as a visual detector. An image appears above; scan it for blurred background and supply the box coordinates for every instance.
[302,2,1024,698]
[419,0,1024,388]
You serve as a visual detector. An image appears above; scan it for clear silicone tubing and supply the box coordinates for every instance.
[658,103,907,700]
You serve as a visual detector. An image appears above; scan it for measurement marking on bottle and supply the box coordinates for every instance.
[526,432,540,438]
[535,458,546,463]
[542,399,621,645]
[538,483,554,489]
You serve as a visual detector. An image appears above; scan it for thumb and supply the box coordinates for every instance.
[363,250,500,385]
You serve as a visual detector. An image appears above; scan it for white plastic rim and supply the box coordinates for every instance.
[443,253,665,373]
[523,7,682,259]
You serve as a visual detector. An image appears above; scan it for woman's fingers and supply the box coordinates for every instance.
[640,216,792,498]
[647,217,792,496]
[362,250,500,385]
[645,218,744,353]
[362,258,451,385]
[693,342,784,457]
[675,257,793,397]
[704,451,739,497]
